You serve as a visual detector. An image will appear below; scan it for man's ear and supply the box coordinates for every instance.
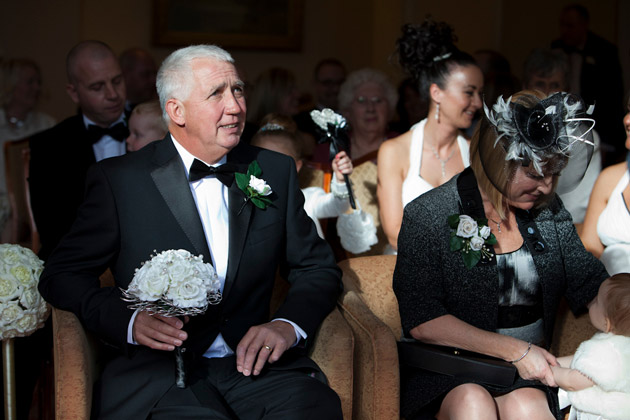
[66,83,80,104]
[165,99,185,126]
[605,317,613,333]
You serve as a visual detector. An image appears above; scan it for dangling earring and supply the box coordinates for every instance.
[435,103,440,123]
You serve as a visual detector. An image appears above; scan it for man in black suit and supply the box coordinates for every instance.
[38,45,343,419]
[551,3,625,165]
[29,40,128,261]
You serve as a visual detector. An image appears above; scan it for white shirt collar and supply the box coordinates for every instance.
[170,134,227,179]
[82,113,125,130]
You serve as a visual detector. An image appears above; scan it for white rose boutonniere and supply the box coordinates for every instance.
[235,161,273,211]
[448,214,497,269]
[0,244,49,340]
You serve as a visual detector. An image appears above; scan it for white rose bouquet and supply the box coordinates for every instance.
[0,244,49,340]
[121,249,221,388]
[310,108,356,209]
[448,214,497,269]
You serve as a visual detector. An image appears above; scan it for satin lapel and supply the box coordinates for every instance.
[224,180,253,299]
[150,143,211,260]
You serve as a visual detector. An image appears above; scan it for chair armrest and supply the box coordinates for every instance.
[310,306,354,420]
[52,308,94,420]
[338,290,399,420]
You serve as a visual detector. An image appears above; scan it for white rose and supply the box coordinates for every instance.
[456,215,478,238]
[19,287,41,309]
[470,235,485,251]
[249,176,272,196]
[479,225,491,239]
[0,276,20,303]
[15,312,38,334]
[166,259,194,283]
[0,302,23,326]
[129,263,169,301]
[166,276,207,308]
[11,265,34,286]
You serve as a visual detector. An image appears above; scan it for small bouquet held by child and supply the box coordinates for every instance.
[121,249,222,388]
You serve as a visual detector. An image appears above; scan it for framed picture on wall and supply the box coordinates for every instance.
[153,0,304,50]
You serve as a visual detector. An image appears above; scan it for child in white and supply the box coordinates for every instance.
[551,273,630,420]
[251,114,353,239]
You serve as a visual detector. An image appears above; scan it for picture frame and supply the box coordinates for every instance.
[153,0,304,51]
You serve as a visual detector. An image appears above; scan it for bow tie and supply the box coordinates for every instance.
[86,122,129,143]
[188,159,238,186]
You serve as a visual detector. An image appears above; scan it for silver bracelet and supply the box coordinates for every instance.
[510,342,532,364]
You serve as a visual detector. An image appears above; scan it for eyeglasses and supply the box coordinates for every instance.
[354,96,384,106]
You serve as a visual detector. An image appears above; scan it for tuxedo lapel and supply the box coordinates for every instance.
[150,139,211,261]
[224,180,252,299]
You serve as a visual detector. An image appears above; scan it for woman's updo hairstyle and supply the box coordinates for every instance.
[395,18,477,102]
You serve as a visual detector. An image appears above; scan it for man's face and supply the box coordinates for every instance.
[178,59,246,156]
[526,71,566,96]
[67,53,126,127]
[559,9,588,47]
[314,64,345,110]
[124,54,157,104]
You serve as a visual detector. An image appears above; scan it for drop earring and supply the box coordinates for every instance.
[435,103,440,122]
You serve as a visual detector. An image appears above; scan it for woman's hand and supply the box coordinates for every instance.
[332,151,353,182]
[512,343,558,387]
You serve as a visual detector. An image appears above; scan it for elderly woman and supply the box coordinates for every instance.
[377,19,483,253]
[581,96,630,275]
[393,91,607,419]
[336,68,397,161]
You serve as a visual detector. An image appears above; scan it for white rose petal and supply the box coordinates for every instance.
[249,176,272,196]
[479,225,491,239]
[470,235,485,251]
[456,215,478,238]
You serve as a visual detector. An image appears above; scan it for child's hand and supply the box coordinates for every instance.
[332,151,353,183]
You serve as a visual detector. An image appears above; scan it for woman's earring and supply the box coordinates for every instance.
[435,103,440,123]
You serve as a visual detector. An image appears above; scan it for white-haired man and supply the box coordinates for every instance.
[39,45,343,419]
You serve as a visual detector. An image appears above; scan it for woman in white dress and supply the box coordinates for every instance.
[378,18,484,253]
[581,99,630,275]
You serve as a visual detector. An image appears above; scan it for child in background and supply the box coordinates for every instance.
[551,273,630,420]
[126,100,167,152]
[251,114,353,239]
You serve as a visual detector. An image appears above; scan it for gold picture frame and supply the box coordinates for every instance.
[153,0,304,51]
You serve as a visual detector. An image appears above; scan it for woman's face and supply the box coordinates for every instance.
[347,81,389,136]
[505,163,557,210]
[12,65,42,110]
[624,110,630,150]
[435,65,483,129]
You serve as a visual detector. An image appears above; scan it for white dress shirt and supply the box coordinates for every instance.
[128,135,305,357]
[83,114,127,162]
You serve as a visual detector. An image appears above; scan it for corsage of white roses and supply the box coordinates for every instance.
[0,244,49,340]
[121,249,222,388]
[235,160,273,212]
[448,214,497,269]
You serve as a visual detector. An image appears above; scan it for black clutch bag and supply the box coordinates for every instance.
[397,340,517,387]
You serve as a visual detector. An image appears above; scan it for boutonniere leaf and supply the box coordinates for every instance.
[449,214,496,269]
[235,160,273,211]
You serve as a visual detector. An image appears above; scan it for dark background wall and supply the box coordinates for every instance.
[1,0,627,121]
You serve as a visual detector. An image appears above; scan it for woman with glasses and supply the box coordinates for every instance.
[337,68,398,161]
[377,19,484,253]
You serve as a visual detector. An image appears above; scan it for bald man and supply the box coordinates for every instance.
[30,40,128,260]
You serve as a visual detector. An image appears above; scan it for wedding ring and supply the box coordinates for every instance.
[263,345,273,352]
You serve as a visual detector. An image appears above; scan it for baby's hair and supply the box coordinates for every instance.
[250,113,302,160]
[131,100,168,133]
[604,273,630,336]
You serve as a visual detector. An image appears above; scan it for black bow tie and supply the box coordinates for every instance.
[188,159,238,186]
[86,122,129,143]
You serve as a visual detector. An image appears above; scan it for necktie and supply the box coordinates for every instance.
[86,122,129,143]
[188,159,238,186]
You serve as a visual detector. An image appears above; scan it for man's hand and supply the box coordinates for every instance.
[236,320,296,376]
[132,311,188,351]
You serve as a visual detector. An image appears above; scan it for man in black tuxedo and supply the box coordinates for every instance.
[29,40,128,261]
[38,45,343,419]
